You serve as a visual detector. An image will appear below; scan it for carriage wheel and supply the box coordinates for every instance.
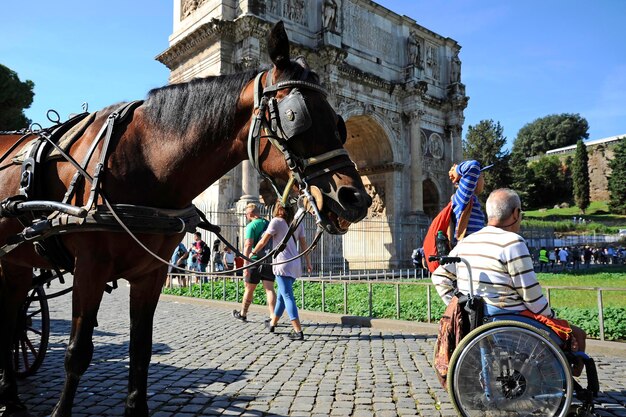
[13,285,50,378]
[447,320,573,417]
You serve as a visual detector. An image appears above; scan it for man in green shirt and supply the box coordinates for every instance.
[233,203,276,321]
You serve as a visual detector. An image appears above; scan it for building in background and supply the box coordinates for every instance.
[156,0,468,269]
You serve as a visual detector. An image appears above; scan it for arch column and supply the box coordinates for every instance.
[409,110,424,213]
[238,160,259,205]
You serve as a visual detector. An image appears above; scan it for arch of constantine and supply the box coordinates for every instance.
[156,0,468,268]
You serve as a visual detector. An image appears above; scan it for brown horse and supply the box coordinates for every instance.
[0,22,370,417]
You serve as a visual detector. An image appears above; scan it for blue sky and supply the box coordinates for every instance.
[2,1,625,148]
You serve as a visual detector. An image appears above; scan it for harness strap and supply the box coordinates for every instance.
[85,100,144,210]
[246,68,348,217]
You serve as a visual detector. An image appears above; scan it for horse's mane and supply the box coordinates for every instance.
[143,62,320,142]
[144,70,257,141]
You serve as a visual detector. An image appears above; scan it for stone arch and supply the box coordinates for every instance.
[422,178,441,220]
[343,115,394,171]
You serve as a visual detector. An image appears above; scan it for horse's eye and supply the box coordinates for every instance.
[336,115,347,145]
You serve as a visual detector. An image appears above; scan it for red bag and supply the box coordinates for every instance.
[518,310,572,342]
[423,202,454,272]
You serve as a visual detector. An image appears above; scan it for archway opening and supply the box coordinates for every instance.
[423,179,440,220]
[344,115,393,171]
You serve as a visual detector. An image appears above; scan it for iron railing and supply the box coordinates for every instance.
[163,272,625,342]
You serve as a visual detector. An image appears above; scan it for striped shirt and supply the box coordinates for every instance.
[452,160,485,238]
[431,226,553,317]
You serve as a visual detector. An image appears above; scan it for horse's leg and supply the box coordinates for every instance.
[51,262,108,417]
[0,263,32,416]
[125,268,167,417]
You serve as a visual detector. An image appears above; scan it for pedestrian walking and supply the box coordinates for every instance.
[251,204,312,340]
[233,203,276,321]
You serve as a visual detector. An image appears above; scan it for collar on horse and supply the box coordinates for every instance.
[246,68,355,219]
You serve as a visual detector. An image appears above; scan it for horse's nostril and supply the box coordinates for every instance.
[337,186,371,209]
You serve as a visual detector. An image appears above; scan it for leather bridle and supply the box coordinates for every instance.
[246,68,355,225]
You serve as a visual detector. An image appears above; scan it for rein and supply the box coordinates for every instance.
[103,192,323,276]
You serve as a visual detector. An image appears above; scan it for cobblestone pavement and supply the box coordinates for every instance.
[4,279,626,417]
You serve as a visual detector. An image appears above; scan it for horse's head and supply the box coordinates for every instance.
[247,21,371,234]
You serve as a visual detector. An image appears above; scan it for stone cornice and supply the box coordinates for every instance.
[358,162,404,175]
[156,18,235,70]
[338,63,392,91]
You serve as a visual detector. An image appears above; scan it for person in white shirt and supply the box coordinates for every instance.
[432,188,586,372]
[559,247,569,270]
[251,204,312,341]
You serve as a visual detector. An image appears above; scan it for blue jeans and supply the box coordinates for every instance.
[274,275,299,321]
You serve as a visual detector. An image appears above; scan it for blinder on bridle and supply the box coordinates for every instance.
[247,68,354,224]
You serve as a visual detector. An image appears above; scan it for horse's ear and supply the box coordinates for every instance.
[268,21,291,70]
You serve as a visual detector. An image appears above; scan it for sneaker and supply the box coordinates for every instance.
[285,330,304,341]
[264,319,275,333]
[232,310,247,322]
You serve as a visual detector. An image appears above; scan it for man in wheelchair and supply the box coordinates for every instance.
[431,189,597,416]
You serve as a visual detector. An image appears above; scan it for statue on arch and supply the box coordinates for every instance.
[407,31,422,68]
[323,0,338,31]
[450,50,461,84]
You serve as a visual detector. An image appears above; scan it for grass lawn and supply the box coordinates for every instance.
[523,201,626,232]
[538,268,626,309]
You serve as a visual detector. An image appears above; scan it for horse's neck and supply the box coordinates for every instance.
[136,110,250,206]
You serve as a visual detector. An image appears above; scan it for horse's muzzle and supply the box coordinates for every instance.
[334,185,372,223]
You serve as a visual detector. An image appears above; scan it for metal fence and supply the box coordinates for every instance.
[181,202,429,274]
[164,272,625,342]
[183,204,620,275]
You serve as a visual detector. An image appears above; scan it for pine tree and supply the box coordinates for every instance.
[572,140,590,213]
[608,137,626,214]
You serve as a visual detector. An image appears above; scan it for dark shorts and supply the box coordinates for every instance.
[245,265,275,284]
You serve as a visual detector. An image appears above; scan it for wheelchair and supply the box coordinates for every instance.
[434,256,599,417]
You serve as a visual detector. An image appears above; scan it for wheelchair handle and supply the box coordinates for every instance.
[429,255,475,296]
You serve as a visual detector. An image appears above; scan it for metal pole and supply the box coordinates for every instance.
[597,289,605,341]
[301,280,305,310]
[236,278,239,302]
[222,276,226,301]
[321,233,325,276]
[321,281,326,313]
[211,277,214,299]
[426,285,431,323]
[343,282,348,314]
[395,283,400,320]
[368,282,373,318]
[546,288,551,306]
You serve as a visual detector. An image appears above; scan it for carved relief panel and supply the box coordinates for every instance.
[265,0,308,26]
[181,0,210,20]
[425,42,440,81]
[365,183,385,217]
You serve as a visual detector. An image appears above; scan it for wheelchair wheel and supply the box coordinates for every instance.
[448,320,573,417]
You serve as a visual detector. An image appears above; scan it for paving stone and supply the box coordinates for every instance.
[3,278,624,417]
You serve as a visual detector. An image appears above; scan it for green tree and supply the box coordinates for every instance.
[463,119,512,197]
[0,64,35,130]
[572,139,590,213]
[608,137,626,214]
[512,113,589,158]
[510,150,537,208]
[529,156,572,208]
